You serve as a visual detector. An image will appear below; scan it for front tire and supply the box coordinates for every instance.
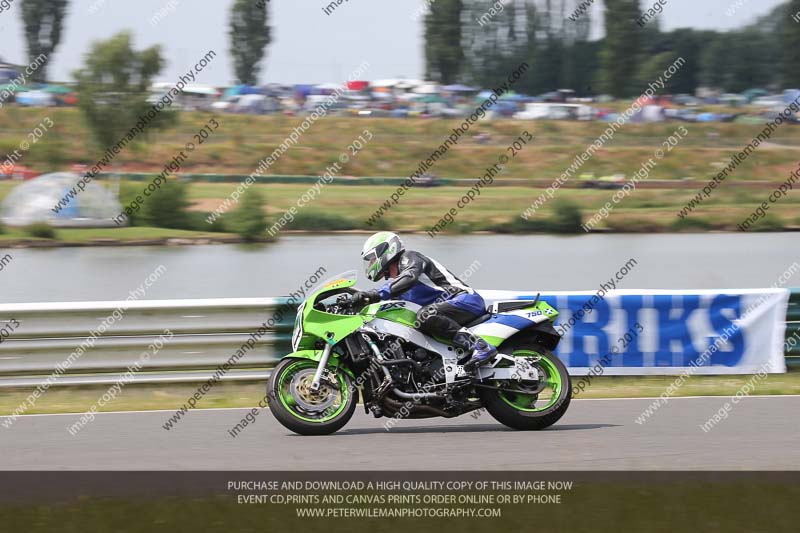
[266,358,357,435]
[479,346,571,430]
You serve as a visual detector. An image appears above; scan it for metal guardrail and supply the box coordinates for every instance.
[785,290,800,367]
[0,290,797,388]
[0,298,294,388]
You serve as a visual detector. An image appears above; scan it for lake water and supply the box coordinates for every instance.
[0,233,798,303]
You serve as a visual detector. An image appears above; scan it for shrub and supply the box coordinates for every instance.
[229,189,267,241]
[287,211,358,231]
[27,137,68,171]
[605,216,665,233]
[364,215,391,231]
[118,182,146,226]
[547,200,583,233]
[670,216,713,231]
[487,200,583,234]
[141,178,191,229]
[487,215,535,234]
[186,212,229,233]
[750,214,785,232]
[26,222,56,239]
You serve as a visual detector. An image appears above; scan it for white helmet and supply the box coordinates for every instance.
[361,232,405,281]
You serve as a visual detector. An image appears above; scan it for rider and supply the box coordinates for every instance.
[353,231,497,368]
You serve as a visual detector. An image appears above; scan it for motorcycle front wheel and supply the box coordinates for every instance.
[478,346,571,430]
[266,358,358,435]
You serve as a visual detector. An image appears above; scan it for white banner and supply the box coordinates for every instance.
[480,288,789,375]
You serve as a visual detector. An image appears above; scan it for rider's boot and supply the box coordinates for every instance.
[464,338,498,370]
[453,328,475,359]
[454,328,497,370]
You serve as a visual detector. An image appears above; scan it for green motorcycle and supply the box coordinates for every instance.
[266,271,571,435]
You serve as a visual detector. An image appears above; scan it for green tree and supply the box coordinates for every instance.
[645,29,705,95]
[600,0,641,97]
[462,0,522,89]
[699,34,728,90]
[229,0,271,85]
[782,0,800,87]
[229,189,266,242]
[424,0,464,84]
[637,51,680,93]
[699,29,778,92]
[560,0,597,96]
[73,32,174,152]
[461,0,599,96]
[20,0,69,82]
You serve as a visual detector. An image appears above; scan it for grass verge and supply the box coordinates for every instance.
[1,370,798,416]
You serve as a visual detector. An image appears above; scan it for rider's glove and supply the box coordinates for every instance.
[353,290,380,307]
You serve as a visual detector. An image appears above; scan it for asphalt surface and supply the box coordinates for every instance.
[1,396,798,470]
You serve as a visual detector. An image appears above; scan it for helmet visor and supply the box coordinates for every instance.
[362,250,381,280]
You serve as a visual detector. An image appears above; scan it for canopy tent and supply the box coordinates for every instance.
[696,112,718,122]
[0,172,122,227]
[294,84,314,97]
[719,93,747,105]
[412,83,440,94]
[742,88,769,102]
[15,90,55,106]
[0,83,32,93]
[783,89,800,103]
[260,83,292,97]
[370,79,401,88]
[182,84,219,96]
[394,79,423,90]
[412,94,448,104]
[499,91,528,101]
[224,84,262,97]
[312,82,342,95]
[346,80,369,91]
[443,84,477,92]
[43,84,73,94]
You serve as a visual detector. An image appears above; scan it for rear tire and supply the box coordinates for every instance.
[479,346,571,430]
[267,358,358,436]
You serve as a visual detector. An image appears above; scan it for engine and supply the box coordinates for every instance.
[376,336,445,392]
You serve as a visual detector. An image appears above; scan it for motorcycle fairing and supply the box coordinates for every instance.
[469,301,559,346]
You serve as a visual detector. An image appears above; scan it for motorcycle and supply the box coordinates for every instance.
[266,271,571,435]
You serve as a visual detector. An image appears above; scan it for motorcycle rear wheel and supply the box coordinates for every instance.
[266,358,358,436]
[479,346,571,430]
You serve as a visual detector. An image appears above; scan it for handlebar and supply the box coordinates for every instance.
[314,292,361,315]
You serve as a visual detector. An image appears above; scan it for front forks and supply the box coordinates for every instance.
[309,344,333,391]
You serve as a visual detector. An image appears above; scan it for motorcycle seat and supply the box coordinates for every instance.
[464,312,492,328]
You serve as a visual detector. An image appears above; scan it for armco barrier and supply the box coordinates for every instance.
[0,298,294,388]
[98,172,460,186]
[0,290,796,388]
[786,289,800,367]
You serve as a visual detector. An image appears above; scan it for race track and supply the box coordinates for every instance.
[2,396,798,470]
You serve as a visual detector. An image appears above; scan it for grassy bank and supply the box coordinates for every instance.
[2,370,798,416]
[184,181,800,233]
[0,225,243,245]
[3,108,800,182]
[2,179,799,238]
[2,109,800,236]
